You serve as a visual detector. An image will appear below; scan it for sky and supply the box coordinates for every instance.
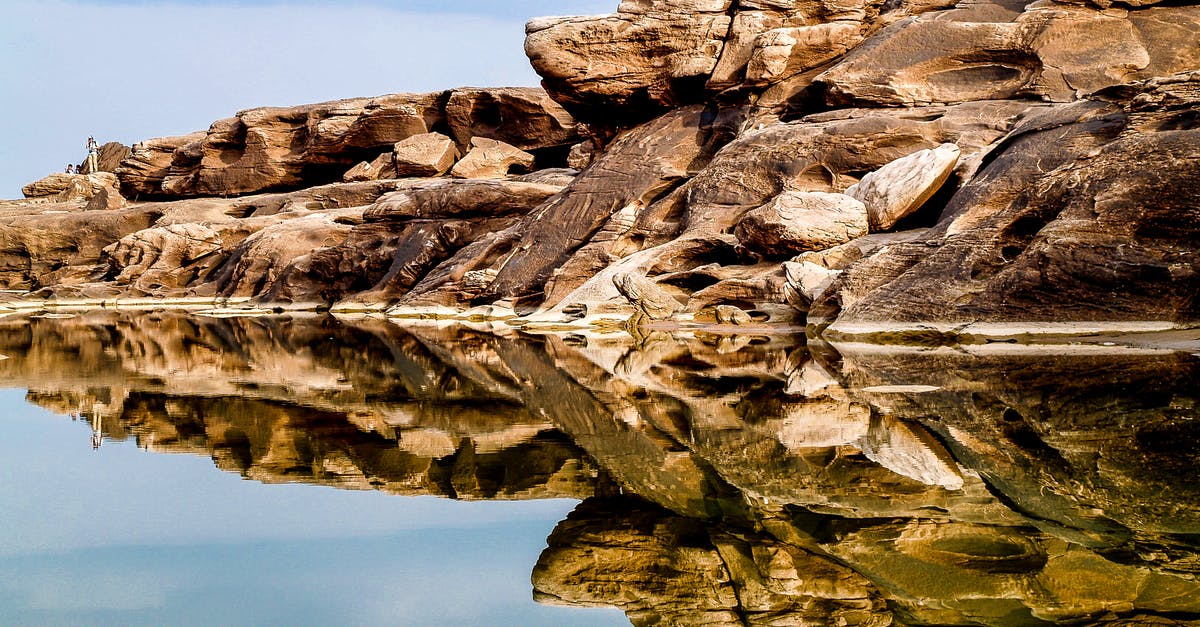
[0,0,615,198]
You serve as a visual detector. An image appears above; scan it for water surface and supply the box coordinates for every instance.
[1,312,1198,625]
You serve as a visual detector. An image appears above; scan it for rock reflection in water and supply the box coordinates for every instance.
[2,312,1199,625]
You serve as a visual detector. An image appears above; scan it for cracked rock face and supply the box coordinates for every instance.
[113,87,581,199]
[813,71,1200,330]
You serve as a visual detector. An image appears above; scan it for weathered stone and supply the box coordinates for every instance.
[714,304,754,325]
[566,141,596,170]
[211,210,360,298]
[22,173,88,198]
[342,152,396,182]
[448,138,535,179]
[114,132,207,198]
[815,4,1200,107]
[525,8,732,122]
[83,184,127,211]
[813,72,1200,330]
[398,106,726,312]
[104,223,224,290]
[783,260,841,307]
[392,132,459,177]
[363,179,564,222]
[734,191,868,257]
[744,22,864,87]
[444,87,580,152]
[614,273,683,320]
[846,143,960,231]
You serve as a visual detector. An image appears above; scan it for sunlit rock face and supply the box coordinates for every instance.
[114,88,582,199]
[7,314,1200,625]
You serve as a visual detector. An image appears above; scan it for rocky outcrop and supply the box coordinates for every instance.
[112,87,581,199]
[812,71,1200,333]
[6,0,1200,334]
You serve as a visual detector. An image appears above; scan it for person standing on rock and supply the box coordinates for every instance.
[85,136,99,173]
[65,164,74,174]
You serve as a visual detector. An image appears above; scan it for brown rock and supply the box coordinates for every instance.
[815,3,1200,107]
[614,273,683,320]
[734,191,869,258]
[525,7,732,122]
[448,138,535,179]
[115,133,207,198]
[342,152,396,182]
[363,179,563,222]
[744,22,864,88]
[444,87,580,152]
[104,223,224,290]
[846,142,960,231]
[392,132,459,178]
[813,71,1200,330]
[20,173,69,198]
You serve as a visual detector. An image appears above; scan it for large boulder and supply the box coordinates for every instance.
[734,191,869,258]
[448,138,535,179]
[391,132,459,178]
[524,4,732,122]
[846,142,961,231]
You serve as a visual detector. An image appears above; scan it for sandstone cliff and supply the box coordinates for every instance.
[7,0,1200,333]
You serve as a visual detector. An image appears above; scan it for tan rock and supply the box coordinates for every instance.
[342,151,397,182]
[444,87,580,152]
[846,143,960,231]
[22,173,85,198]
[566,141,596,170]
[744,22,864,87]
[734,191,869,257]
[525,9,731,121]
[613,273,683,320]
[104,223,224,290]
[816,4,1200,107]
[392,132,459,178]
[714,304,754,325]
[448,138,535,179]
[783,260,842,307]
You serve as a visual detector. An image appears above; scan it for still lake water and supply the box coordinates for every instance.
[1,311,1198,626]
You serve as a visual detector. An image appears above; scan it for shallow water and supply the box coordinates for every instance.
[1,312,1198,626]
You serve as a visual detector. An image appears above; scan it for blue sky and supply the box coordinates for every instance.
[0,0,614,198]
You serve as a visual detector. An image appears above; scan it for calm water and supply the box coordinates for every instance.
[1,312,1199,626]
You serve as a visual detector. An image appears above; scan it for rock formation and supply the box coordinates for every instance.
[3,0,1199,335]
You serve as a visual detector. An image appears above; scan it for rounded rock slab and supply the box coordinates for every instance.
[734,191,869,258]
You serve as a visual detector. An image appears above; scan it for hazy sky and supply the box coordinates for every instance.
[0,0,614,198]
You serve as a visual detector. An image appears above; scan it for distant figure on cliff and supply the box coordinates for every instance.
[65,164,75,174]
[85,136,99,173]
